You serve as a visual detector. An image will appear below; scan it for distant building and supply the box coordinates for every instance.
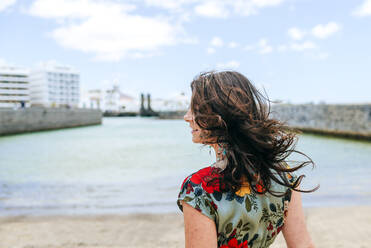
[119,91,138,112]
[105,85,138,112]
[104,85,121,112]
[152,92,189,111]
[84,89,103,109]
[0,66,30,108]
[29,63,80,108]
[81,85,138,112]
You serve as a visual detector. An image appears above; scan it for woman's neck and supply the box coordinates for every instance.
[210,143,228,170]
[210,143,225,162]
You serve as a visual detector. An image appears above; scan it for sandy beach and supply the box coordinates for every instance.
[0,206,370,248]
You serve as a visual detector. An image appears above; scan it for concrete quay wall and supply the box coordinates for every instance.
[270,104,371,140]
[0,108,102,135]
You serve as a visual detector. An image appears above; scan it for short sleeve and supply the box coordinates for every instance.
[282,171,298,219]
[287,171,298,186]
[177,176,217,222]
[281,162,299,188]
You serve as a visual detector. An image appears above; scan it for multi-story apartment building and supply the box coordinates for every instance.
[0,66,30,108]
[29,63,80,108]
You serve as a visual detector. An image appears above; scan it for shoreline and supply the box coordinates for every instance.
[1,206,370,248]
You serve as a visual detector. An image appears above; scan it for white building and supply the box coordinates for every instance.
[104,86,121,112]
[84,89,103,109]
[29,63,80,108]
[81,85,138,112]
[104,85,138,112]
[151,92,190,111]
[0,66,30,108]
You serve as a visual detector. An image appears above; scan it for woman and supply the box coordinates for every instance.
[177,71,317,248]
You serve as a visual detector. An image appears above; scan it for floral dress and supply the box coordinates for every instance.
[177,165,296,248]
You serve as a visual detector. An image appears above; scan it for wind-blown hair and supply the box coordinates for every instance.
[190,71,318,196]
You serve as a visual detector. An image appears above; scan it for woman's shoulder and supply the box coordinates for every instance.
[177,166,220,221]
[180,166,222,194]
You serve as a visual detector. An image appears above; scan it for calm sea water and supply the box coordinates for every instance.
[0,117,370,216]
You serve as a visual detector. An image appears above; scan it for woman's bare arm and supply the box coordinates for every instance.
[282,190,315,248]
[182,190,314,248]
[182,201,218,248]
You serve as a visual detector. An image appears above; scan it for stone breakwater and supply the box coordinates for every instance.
[270,104,371,140]
[157,104,371,140]
[0,107,102,136]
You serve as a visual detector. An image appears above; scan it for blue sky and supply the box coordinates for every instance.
[0,0,370,103]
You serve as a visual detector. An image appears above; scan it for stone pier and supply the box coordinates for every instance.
[0,107,102,136]
[270,103,371,140]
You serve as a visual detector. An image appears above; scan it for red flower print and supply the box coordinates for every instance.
[219,238,248,248]
[227,238,238,248]
[277,226,283,234]
[267,222,273,231]
[189,167,210,184]
[255,179,266,193]
[190,167,221,193]
[239,240,248,248]
[256,183,264,193]
[252,174,265,193]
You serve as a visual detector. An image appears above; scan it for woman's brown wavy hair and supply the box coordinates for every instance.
[190,70,318,196]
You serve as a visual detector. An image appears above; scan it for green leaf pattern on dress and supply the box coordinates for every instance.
[177,166,297,248]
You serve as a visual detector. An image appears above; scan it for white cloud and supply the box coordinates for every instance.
[245,39,318,54]
[353,0,371,17]
[288,27,306,40]
[258,39,273,54]
[216,60,240,69]
[28,0,193,61]
[194,1,228,18]
[210,36,224,47]
[0,0,16,12]
[231,1,257,16]
[233,0,284,16]
[52,16,179,61]
[143,0,285,16]
[29,0,135,19]
[194,0,285,18]
[228,41,239,48]
[206,47,216,54]
[311,22,341,39]
[251,0,285,8]
[287,22,341,42]
[290,41,317,51]
[144,0,192,10]
[243,39,273,54]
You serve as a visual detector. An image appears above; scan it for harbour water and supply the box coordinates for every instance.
[0,117,370,216]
